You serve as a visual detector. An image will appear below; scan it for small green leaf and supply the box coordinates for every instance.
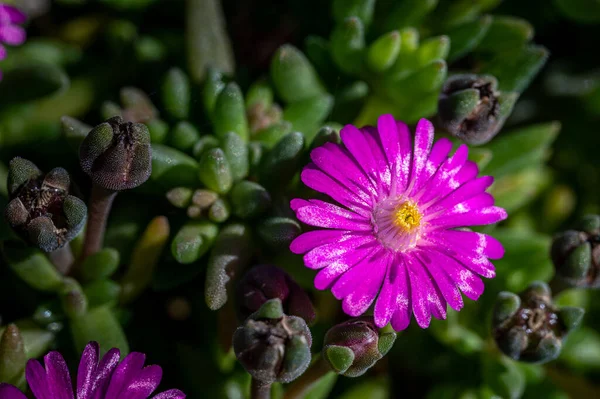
[483,122,560,177]
[271,45,326,103]
[330,17,365,75]
[70,306,129,356]
[477,16,534,53]
[447,16,492,62]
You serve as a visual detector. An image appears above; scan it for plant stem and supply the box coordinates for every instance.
[250,378,272,399]
[80,185,117,261]
[283,355,332,399]
[49,244,74,275]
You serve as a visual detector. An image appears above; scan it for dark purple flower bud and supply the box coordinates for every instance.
[237,265,315,324]
[233,299,312,384]
[550,214,600,288]
[79,116,152,191]
[492,281,584,364]
[438,74,517,145]
[322,317,396,377]
[4,158,87,252]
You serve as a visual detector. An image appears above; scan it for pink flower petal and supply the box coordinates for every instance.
[410,137,453,196]
[78,342,100,399]
[0,383,27,399]
[413,256,447,320]
[332,248,387,301]
[406,257,432,328]
[429,250,485,301]
[153,389,186,399]
[416,145,469,205]
[340,124,384,191]
[90,348,121,399]
[304,233,375,269]
[390,258,412,331]
[429,196,507,228]
[105,352,146,398]
[373,254,400,327]
[416,250,464,312]
[310,143,377,201]
[313,245,377,289]
[428,230,505,260]
[294,199,371,231]
[0,25,26,46]
[25,360,51,399]
[408,119,434,192]
[44,351,74,399]
[301,164,370,215]
[290,229,351,254]
[117,365,162,399]
[427,176,494,213]
[0,5,27,24]
[376,114,412,195]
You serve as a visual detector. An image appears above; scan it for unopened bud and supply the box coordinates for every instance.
[5,158,87,252]
[79,116,152,191]
[233,299,312,383]
[492,281,584,363]
[551,214,600,288]
[237,265,315,323]
[323,317,396,377]
[438,74,517,145]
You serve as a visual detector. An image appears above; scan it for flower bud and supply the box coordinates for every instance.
[4,158,87,252]
[492,281,584,363]
[322,317,396,377]
[237,265,315,324]
[551,214,600,288]
[438,74,517,145]
[233,299,312,383]
[79,116,152,191]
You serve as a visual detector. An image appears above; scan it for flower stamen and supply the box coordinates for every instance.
[394,201,422,232]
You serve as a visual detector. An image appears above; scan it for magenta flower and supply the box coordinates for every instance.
[290,115,507,331]
[0,3,27,80]
[0,342,185,399]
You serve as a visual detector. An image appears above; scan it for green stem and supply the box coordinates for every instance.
[251,378,272,399]
[80,185,117,261]
[283,355,333,399]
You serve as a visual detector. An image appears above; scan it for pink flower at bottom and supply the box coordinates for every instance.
[0,342,185,399]
[0,3,27,80]
[290,114,507,331]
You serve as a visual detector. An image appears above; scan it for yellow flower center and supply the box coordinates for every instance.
[393,201,422,232]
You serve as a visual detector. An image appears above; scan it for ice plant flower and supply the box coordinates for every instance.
[0,342,185,399]
[290,114,507,331]
[0,3,27,80]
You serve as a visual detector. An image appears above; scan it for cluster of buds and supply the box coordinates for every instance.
[4,158,87,252]
[437,74,517,145]
[233,299,312,384]
[551,214,600,288]
[492,281,583,363]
